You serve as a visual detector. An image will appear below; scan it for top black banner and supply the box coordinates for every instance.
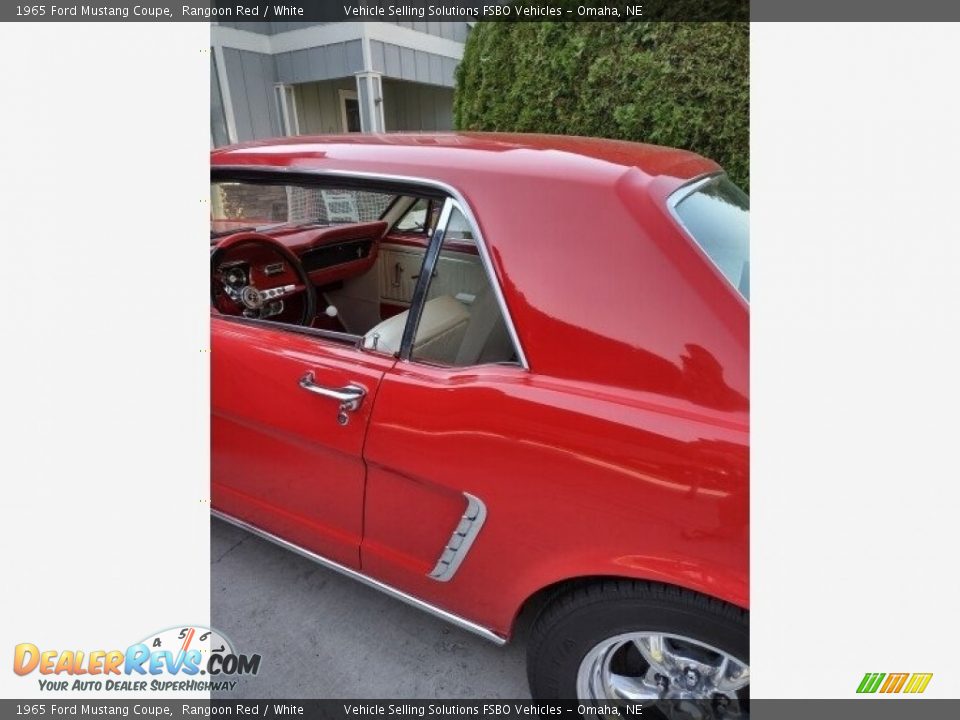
[5,0,960,22]
[218,0,749,22]
[6,0,747,22]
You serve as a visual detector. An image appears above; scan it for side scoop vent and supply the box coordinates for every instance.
[428,493,487,582]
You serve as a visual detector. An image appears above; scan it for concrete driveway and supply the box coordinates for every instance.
[211,518,530,698]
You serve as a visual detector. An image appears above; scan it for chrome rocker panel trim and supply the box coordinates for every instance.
[211,509,507,646]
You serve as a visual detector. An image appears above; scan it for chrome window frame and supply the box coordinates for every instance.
[399,196,454,361]
[212,313,365,349]
[210,166,530,370]
[666,171,750,304]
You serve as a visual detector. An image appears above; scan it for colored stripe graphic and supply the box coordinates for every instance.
[880,673,909,693]
[857,673,885,693]
[903,673,933,694]
[857,672,932,694]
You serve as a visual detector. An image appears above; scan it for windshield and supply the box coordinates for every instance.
[210,182,395,238]
[671,175,749,301]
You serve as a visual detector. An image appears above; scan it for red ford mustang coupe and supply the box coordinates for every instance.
[210,133,749,706]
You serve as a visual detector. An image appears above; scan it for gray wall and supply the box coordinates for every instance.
[210,53,230,146]
[382,79,454,131]
[392,22,470,42]
[269,21,329,33]
[293,78,454,134]
[370,42,458,87]
[216,22,469,40]
[217,22,329,34]
[221,48,280,142]
[216,21,272,34]
[274,40,364,84]
[293,79,359,135]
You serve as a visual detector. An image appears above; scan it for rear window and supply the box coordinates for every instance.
[210,182,394,236]
[671,175,749,301]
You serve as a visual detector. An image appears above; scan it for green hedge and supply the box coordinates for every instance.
[453,22,749,192]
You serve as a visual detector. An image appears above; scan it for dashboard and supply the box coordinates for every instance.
[212,220,387,323]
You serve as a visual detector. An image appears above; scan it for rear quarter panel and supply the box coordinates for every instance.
[361,363,748,638]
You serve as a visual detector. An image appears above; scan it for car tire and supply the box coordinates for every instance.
[526,580,749,711]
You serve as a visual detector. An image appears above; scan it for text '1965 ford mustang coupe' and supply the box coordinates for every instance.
[210,133,749,710]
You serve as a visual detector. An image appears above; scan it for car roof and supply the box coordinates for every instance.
[210,132,720,190]
[210,133,745,405]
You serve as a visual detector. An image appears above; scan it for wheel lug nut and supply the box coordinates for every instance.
[655,674,669,693]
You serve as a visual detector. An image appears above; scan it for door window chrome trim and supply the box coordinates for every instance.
[212,313,365,349]
[211,509,507,646]
[665,172,721,212]
[210,165,530,369]
[399,197,454,361]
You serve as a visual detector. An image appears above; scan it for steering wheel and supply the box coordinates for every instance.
[210,231,317,326]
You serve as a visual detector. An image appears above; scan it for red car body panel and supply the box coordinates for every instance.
[211,133,748,640]
[211,320,395,568]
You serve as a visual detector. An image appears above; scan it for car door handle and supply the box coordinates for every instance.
[411,269,438,280]
[298,372,366,413]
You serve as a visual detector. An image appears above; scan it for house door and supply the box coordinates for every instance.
[339,90,361,133]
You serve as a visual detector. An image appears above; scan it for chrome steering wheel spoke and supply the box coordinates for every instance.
[259,283,299,301]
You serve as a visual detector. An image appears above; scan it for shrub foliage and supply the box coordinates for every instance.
[453,22,749,191]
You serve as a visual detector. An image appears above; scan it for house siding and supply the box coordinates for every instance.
[274,40,365,84]
[216,21,469,40]
[382,79,454,131]
[211,22,466,144]
[221,48,280,141]
[370,42,457,87]
[393,22,470,41]
[210,52,230,146]
[294,79,359,134]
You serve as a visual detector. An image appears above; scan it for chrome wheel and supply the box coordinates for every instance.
[576,632,748,713]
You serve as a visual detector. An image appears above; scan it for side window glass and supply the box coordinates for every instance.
[211,180,393,335]
[444,208,474,243]
[395,199,430,233]
[410,207,519,367]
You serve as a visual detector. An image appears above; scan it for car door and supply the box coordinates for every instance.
[357,200,529,612]
[211,316,395,568]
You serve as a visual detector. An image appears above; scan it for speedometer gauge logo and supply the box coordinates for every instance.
[13,624,262,693]
[139,625,238,674]
[132,625,260,678]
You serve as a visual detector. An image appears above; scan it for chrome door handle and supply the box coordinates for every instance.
[298,372,366,414]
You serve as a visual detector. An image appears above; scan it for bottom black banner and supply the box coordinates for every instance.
[2,699,958,720]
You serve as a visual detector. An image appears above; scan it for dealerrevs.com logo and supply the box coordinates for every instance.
[13,626,261,692]
[857,672,933,694]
